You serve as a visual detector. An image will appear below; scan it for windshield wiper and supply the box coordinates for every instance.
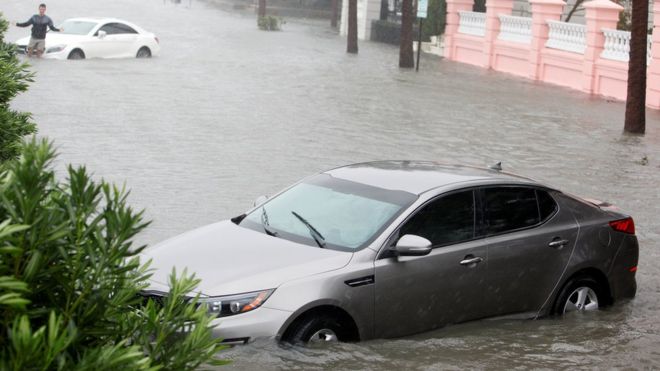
[261,207,278,237]
[291,211,326,248]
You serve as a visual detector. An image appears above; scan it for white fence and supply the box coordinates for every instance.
[601,28,654,65]
[458,11,486,37]
[546,20,587,54]
[497,15,532,44]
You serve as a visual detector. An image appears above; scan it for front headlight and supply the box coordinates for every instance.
[46,45,67,53]
[198,289,274,318]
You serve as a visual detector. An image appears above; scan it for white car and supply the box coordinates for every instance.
[15,17,160,60]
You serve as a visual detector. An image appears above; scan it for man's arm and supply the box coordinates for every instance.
[47,17,61,32]
[16,18,33,27]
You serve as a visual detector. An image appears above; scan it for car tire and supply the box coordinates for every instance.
[67,49,85,60]
[553,275,605,315]
[136,47,151,58]
[284,314,347,345]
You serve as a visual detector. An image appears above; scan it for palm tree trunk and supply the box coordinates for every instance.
[258,0,266,17]
[624,0,648,134]
[399,0,414,67]
[347,0,358,53]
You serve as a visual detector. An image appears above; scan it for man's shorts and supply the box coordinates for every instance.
[28,38,46,52]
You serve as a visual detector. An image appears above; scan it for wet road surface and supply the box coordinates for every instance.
[4,0,660,368]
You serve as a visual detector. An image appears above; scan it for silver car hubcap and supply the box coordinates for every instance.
[308,328,338,344]
[563,286,599,313]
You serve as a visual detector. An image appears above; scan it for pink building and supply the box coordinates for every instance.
[444,0,660,110]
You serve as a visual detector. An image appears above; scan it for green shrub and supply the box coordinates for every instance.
[258,15,285,31]
[0,13,36,164]
[0,139,229,370]
[422,0,446,41]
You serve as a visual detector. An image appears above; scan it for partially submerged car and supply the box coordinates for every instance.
[140,161,638,344]
[15,17,160,59]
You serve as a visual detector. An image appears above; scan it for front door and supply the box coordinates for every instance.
[373,190,489,338]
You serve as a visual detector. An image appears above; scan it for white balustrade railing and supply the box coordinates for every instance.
[497,15,532,44]
[601,28,653,65]
[601,28,630,61]
[458,11,486,37]
[546,20,586,54]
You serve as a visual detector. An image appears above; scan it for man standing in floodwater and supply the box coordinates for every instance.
[16,3,61,58]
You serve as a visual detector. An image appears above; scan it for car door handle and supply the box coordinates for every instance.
[548,239,569,248]
[460,256,483,266]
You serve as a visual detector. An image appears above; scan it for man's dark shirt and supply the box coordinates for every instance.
[17,15,60,39]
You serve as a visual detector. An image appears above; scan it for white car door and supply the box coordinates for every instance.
[80,31,108,58]
[103,22,139,58]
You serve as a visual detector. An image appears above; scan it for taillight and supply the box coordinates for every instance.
[609,217,635,235]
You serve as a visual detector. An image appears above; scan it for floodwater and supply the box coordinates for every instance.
[4,0,660,368]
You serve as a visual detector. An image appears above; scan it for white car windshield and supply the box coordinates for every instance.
[239,174,417,251]
[59,20,98,35]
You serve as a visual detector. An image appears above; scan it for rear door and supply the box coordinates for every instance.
[94,23,138,58]
[107,22,139,58]
[374,190,489,338]
[480,187,578,316]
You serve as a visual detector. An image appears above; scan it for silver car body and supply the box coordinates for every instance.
[142,161,638,343]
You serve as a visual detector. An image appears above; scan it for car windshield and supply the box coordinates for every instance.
[59,20,98,35]
[239,174,417,251]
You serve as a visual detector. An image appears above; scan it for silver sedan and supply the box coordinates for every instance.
[141,161,638,344]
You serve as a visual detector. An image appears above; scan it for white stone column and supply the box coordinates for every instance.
[340,0,382,40]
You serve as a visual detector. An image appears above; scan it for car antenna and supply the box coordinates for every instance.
[489,162,502,171]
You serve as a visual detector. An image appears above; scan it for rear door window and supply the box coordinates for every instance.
[483,187,540,235]
[99,23,138,35]
[536,189,558,222]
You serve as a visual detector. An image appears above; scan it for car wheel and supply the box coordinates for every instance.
[136,47,151,58]
[285,314,346,345]
[67,49,85,60]
[553,276,604,315]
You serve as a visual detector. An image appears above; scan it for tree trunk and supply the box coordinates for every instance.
[380,0,389,20]
[624,0,648,134]
[347,0,358,53]
[258,0,266,17]
[564,0,584,22]
[331,0,339,27]
[399,0,414,67]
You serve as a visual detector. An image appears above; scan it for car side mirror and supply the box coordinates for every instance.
[253,195,268,207]
[393,234,432,257]
[98,30,107,39]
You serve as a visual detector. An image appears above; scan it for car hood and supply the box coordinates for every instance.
[141,220,353,296]
[16,33,85,46]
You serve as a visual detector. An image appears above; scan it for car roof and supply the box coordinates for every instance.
[64,17,134,25]
[324,161,545,195]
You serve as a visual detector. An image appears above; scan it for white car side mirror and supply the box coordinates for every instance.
[97,30,107,39]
